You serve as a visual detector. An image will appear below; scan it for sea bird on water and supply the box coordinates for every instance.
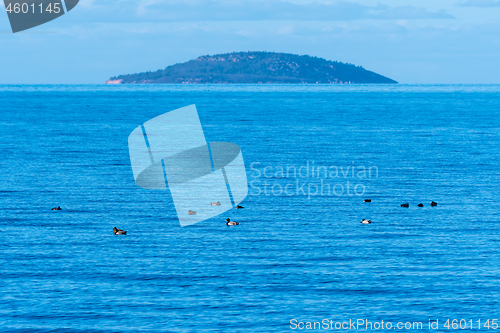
[430,201,438,207]
[225,218,239,226]
[401,203,409,208]
[113,227,127,235]
[361,219,372,224]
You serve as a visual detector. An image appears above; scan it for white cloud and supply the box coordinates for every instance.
[70,0,455,22]
[456,0,500,7]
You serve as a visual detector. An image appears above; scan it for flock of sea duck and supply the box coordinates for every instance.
[400,201,437,208]
[110,202,246,234]
[361,199,439,224]
[50,200,246,234]
[52,196,439,231]
[108,201,244,233]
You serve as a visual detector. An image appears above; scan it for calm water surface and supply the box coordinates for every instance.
[0,84,499,332]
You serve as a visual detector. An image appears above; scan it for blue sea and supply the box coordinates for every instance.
[1,84,499,332]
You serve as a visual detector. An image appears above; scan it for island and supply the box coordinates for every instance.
[106,51,397,84]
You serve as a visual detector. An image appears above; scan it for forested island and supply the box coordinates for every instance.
[106,52,397,84]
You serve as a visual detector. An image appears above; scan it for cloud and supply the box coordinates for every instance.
[456,0,500,7]
[69,0,455,23]
[372,6,454,20]
[146,1,455,21]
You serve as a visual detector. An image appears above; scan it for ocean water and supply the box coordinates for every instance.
[0,84,499,332]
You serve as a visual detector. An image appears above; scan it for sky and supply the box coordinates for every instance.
[1,0,500,84]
